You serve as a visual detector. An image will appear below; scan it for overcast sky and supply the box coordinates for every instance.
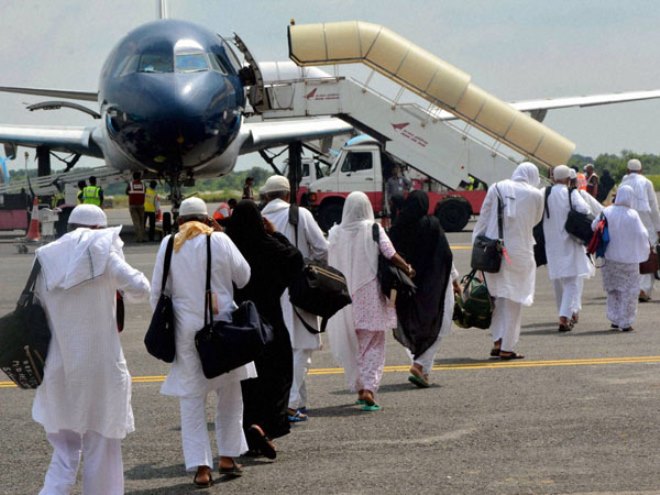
[2,0,660,172]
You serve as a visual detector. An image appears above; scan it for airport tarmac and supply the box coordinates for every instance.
[1,209,660,494]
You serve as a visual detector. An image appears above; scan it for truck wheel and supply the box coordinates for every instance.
[318,203,344,232]
[435,198,471,232]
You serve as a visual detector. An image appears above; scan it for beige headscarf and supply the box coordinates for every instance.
[173,221,213,252]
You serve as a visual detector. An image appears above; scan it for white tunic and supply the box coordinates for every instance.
[620,173,660,243]
[542,185,594,280]
[473,179,544,306]
[33,227,150,439]
[262,199,328,350]
[151,232,255,398]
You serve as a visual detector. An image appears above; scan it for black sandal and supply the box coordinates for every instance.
[219,460,243,478]
[246,425,277,460]
[193,466,213,487]
[500,351,525,360]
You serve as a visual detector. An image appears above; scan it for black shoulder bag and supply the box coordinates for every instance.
[0,260,51,389]
[564,188,594,245]
[195,235,273,378]
[471,187,504,273]
[533,186,552,267]
[288,204,352,334]
[372,223,416,300]
[144,235,176,363]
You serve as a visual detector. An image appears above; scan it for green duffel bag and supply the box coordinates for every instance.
[453,269,493,330]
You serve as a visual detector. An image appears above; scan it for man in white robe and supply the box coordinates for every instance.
[33,204,151,495]
[620,159,660,302]
[260,175,328,421]
[543,165,594,331]
[472,162,544,359]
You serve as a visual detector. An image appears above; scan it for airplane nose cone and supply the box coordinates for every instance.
[105,72,242,172]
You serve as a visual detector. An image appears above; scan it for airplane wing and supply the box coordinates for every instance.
[0,124,103,157]
[0,86,98,101]
[239,117,353,154]
[437,88,660,122]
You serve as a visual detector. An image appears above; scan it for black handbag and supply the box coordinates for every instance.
[471,187,504,273]
[564,189,594,245]
[0,260,51,389]
[195,235,273,379]
[288,204,352,333]
[372,223,416,300]
[144,235,176,363]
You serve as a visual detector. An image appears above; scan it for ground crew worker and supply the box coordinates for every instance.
[77,180,86,204]
[82,176,104,207]
[144,180,158,242]
[126,172,146,242]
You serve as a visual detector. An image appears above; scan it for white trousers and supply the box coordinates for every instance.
[552,276,581,319]
[639,272,655,297]
[407,335,444,375]
[179,378,247,472]
[288,348,312,410]
[39,430,123,495]
[490,297,523,352]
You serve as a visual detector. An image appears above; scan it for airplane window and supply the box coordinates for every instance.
[315,163,325,178]
[341,152,373,173]
[138,54,174,73]
[175,53,209,73]
[209,54,228,75]
[116,55,140,77]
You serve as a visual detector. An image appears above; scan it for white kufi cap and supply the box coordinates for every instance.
[68,204,107,227]
[179,197,208,217]
[260,175,290,194]
[553,165,571,181]
[627,159,642,171]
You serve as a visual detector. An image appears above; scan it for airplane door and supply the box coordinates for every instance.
[337,150,377,193]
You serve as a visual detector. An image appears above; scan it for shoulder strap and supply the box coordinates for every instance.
[568,187,575,211]
[204,234,213,326]
[544,186,552,219]
[18,259,42,307]
[288,204,299,248]
[494,186,504,240]
[160,235,175,292]
[372,223,380,243]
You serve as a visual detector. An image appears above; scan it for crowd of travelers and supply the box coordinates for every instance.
[21,158,659,493]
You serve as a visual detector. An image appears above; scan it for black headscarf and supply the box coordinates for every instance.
[388,191,454,358]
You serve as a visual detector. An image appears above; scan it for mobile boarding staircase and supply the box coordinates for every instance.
[239,21,575,189]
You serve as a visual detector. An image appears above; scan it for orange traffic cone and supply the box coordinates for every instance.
[26,197,41,242]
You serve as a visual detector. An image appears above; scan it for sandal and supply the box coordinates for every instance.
[361,403,382,412]
[218,459,243,478]
[408,366,430,388]
[621,326,634,332]
[490,347,501,357]
[499,351,525,360]
[287,408,308,423]
[558,322,573,332]
[246,425,277,460]
[362,390,376,407]
[193,466,213,487]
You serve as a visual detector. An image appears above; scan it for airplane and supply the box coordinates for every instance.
[0,7,352,209]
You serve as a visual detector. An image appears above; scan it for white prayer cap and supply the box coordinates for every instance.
[260,175,290,194]
[68,204,107,227]
[553,165,571,181]
[569,168,577,179]
[627,158,642,171]
[179,197,208,217]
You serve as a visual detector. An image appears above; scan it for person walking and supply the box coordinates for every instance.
[33,204,150,495]
[225,200,303,459]
[144,180,159,242]
[386,165,412,223]
[242,176,255,200]
[126,172,146,242]
[585,163,599,199]
[543,165,594,331]
[620,159,660,302]
[260,175,328,421]
[472,162,544,359]
[593,185,650,331]
[389,190,459,388]
[598,169,615,203]
[82,176,104,207]
[327,191,413,410]
[76,179,86,204]
[151,197,252,487]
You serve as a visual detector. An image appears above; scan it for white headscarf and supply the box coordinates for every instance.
[328,191,379,294]
[602,185,650,262]
[614,184,634,207]
[497,161,540,218]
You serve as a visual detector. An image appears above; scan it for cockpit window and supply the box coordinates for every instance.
[138,53,174,73]
[175,53,209,73]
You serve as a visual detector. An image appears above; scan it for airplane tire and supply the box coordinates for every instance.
[434,197,471,232]
[318,203,344,232]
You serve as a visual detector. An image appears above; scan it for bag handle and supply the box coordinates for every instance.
[288,203,299,248]
[203,234,213,328]
[494,186,504,240]
[160,235,175,293]
[568,187,576,211]
[17,259,42,308]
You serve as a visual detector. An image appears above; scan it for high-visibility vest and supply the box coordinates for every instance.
[82,186,102,206]
[127,180,146,206]
[144,187,157,213]
[576,172,587,191]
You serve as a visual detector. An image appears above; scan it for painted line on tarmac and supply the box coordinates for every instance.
[3,355,660,388]
[450,244,472,250]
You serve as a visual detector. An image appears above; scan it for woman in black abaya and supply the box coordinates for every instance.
[225,200,303,459]
[388,190,459,388]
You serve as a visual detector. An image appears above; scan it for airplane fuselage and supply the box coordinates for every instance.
[97,19,246,178]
